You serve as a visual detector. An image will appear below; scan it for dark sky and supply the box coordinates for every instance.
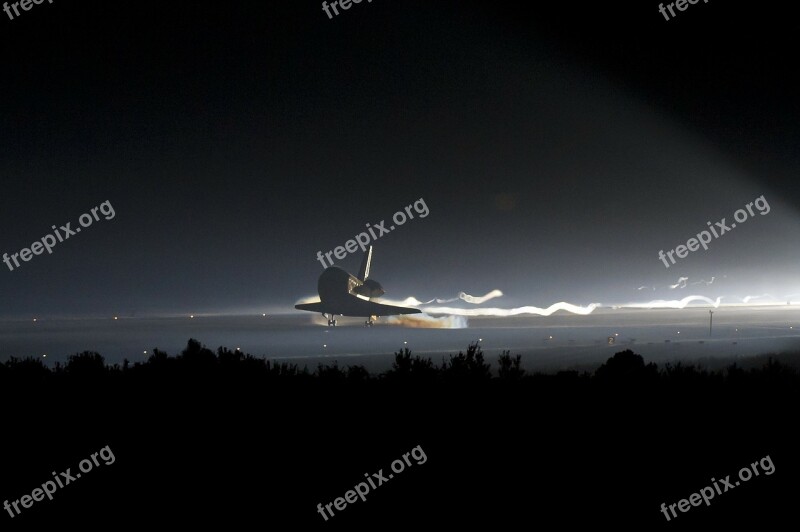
[2,0,799,318]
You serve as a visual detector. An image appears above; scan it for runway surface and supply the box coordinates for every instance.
[3,306,800,372]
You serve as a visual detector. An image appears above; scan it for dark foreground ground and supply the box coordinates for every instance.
[2,340,798,529]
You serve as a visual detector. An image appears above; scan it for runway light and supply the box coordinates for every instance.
[549,336,553,339]
[42,354,47,358]
[262,313,266,317]
[323,344,327,348]
[190,315,194,319]
[33,318,37,322]
[677,331,681,334]
[614,333,619,337]
[114,316,118,320]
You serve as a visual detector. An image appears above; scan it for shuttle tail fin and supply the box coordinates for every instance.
[358,246,373,281]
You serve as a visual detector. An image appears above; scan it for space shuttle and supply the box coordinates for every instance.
[295,246,421,326]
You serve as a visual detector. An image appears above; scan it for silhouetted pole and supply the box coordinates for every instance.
[709,310,714,336]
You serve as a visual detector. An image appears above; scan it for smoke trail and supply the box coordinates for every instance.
[307,311,466,328]
[379,296,428,306]
[621,295,722,309]
[419,290,505,305]
[384,314,468,328]
[457,289,504,304]
[742,294,774,303]
[421,302,599,317]
[669,277,689,289]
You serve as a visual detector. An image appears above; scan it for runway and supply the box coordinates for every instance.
[3,305,800,373]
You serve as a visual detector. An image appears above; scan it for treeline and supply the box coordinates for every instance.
[1,338,798,386]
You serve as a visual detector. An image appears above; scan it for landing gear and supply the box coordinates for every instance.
[365,315,377,327]
[323,313,337,327]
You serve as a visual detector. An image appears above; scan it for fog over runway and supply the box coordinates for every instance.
[4,306,799,373]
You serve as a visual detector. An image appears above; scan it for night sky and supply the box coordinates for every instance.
[2,0,799,318]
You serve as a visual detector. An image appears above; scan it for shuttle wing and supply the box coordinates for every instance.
[295,297,420,318]
[294,302,330,313]
[343,297,421,317]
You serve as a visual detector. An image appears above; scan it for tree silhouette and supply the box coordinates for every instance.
[441,342,491,382]
[65,351,106,377]
[317,361,346,382]
[179,338,216,366]
[385,347,437,382]
[3,356,49,381]
[497,351,525,380]
[148,348,171,366]
[595,349,658,382]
